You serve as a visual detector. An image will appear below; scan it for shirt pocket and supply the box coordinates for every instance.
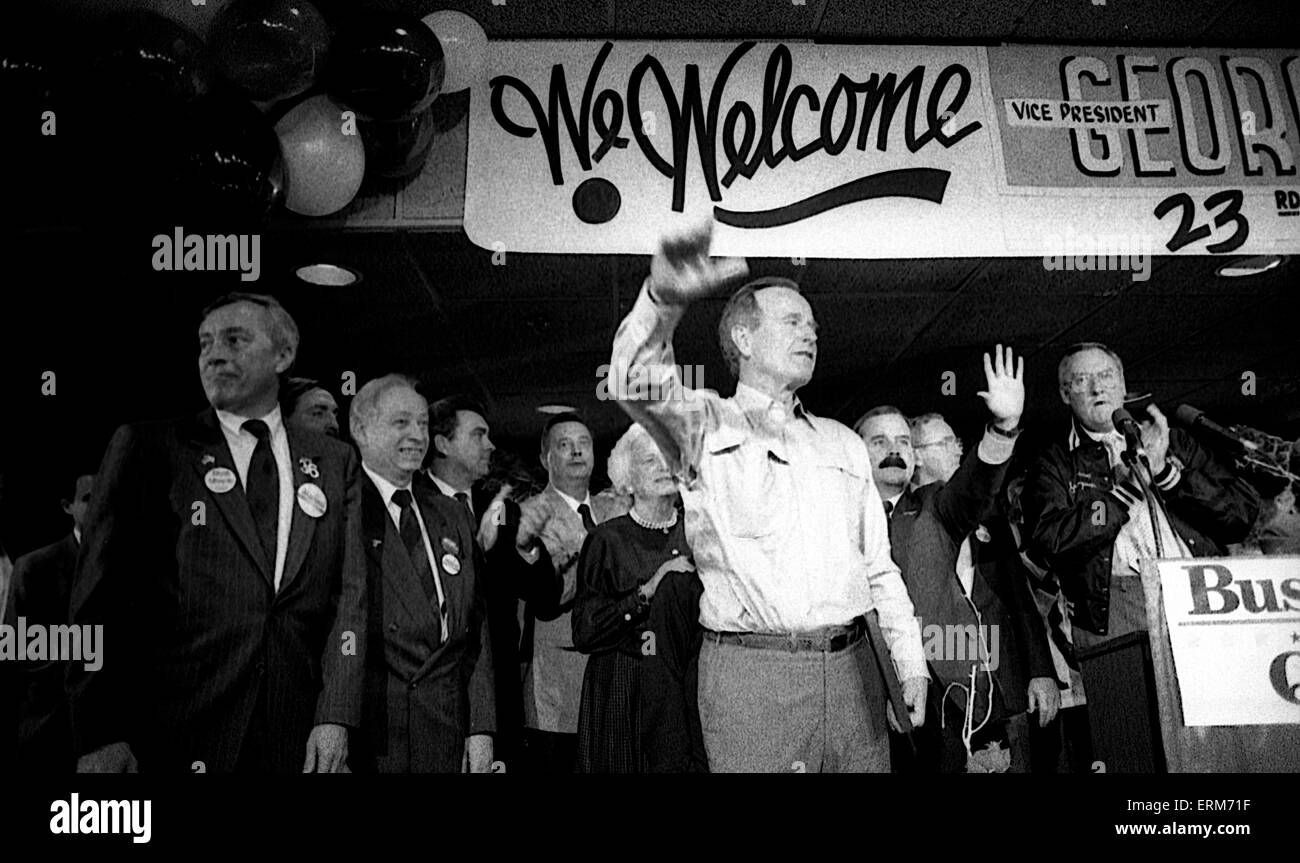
[703,425,785,539]
[807,453,867,539]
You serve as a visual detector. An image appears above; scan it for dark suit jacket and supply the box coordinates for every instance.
[355,475,495,772]
[68,409,367,773]
[420,474,559,761]
[889,446,1053,720]
[11,533,78,771]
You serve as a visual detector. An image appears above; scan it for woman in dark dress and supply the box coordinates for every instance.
[572,423,694,772]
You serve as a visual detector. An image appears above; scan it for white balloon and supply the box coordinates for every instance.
[275,95,366,217]
[421,10,487,93]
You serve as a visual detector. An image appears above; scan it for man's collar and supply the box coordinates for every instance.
[886,492,904,509]
[216,404,284,439]
[734,381,810,425]
[548,484,591,513]
[73,526,82,545]
[362,463,412,505]
[1068,417,1122,452]
[428,472,468,499]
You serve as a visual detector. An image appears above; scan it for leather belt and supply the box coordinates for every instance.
[704,616,867,653]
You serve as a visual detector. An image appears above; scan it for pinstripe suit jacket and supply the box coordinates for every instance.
[68,408,367,772]
[354,475,494,772]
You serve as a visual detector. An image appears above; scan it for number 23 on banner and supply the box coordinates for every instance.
[1154,190,1249,253]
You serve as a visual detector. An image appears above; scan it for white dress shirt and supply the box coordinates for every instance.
[1080,426,1190,574]
[216,406,293,591]
[430,473,476,521]
[364,464,448,643]
[548,485,592,515]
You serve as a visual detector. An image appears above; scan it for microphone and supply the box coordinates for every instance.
[1174,404,1260,452]
[1111,407,1144,462]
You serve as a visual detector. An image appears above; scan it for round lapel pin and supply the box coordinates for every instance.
[205,467,237,494]
[440,552,461,575]
[297,483,328,518]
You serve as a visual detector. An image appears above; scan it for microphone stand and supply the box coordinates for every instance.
[1122,448,1170,559]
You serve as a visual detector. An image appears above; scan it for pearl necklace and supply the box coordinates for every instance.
[630,506,678,532]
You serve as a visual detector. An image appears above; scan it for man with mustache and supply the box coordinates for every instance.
[609,221,926,772]
[859,378,1059,773]
[69,292,365,772]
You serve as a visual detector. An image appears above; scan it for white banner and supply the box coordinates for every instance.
[1159,556,1300,727]
[465,41,1300,258]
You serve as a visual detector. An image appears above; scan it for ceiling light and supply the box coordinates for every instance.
[536,404,577,414]
[295,263,362,286]
[1215,255,1284,278]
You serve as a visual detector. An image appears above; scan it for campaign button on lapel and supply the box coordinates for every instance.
[297,483,328,518]
[205,467,237,494]
[440,552,461,575]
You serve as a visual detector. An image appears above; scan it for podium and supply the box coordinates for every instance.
[1077,632,1166,773]
[1140,556,1300,772]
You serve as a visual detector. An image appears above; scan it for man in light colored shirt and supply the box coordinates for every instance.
[609,220,926,772]
[518,413,626,773]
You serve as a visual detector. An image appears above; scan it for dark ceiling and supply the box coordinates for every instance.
[1,0,1297,553]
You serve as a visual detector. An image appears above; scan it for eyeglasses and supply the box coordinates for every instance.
[1065,368,1120,393]
[914,435,959,450]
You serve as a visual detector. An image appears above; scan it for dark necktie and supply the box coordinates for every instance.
[391,489,440,605]
[242,419,279,565]
[883,499,894,518]
[577,502,597,533]
[454,491,474,523]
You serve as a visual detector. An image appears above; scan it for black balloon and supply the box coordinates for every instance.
[358,106,436,180]
[75,14,213,226]
[0,35,64,227]
[174,89,286,226]
[328,12,444,121]
[211,0,330,103]
[88,12,211,107]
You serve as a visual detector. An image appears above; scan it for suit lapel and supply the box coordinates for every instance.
[188,409,273,586]
[278,428,320,595]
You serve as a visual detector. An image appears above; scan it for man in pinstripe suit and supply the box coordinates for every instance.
[68,293,366,773]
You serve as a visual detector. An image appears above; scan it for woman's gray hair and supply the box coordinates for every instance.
[606,423,656,495]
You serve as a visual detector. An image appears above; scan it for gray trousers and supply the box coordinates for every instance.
[698,637,889,773]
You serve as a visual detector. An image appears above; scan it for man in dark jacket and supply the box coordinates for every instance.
[859,346,1057,772]
[1021,342,1260,649]
[10,474,94,771]
[350,375,496,772]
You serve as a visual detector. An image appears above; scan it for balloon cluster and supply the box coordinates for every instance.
[10,4,487,226]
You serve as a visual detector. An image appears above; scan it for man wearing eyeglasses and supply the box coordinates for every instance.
[911,414,964,489]
[1020,342,1260,650]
